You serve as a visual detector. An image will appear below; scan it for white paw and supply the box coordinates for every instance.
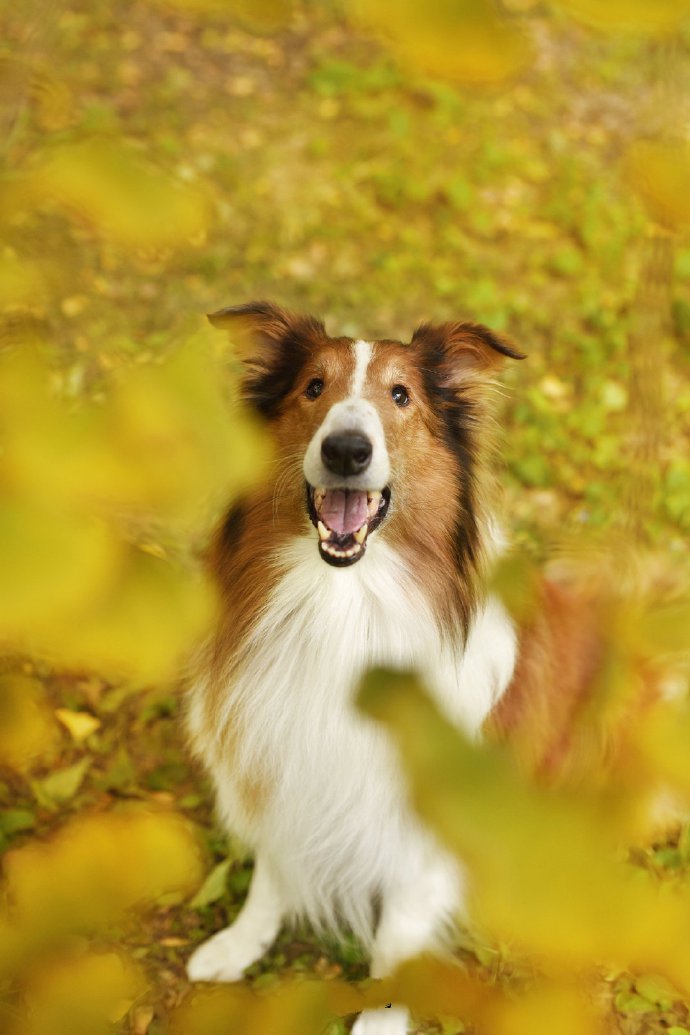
[187,927,261,983]
[351,1006,409,1035]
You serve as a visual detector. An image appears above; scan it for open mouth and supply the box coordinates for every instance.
[306,484,391,567]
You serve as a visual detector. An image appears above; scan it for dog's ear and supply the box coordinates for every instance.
[208,301,324,362]
[207,301,326,418]
[411,320,525,388]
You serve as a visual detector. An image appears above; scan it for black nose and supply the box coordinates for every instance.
[321,433,372,477]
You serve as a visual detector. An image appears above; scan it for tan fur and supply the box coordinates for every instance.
[487,576,660,784]
[366,343,483,630]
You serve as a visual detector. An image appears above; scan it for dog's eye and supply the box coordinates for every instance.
[305,378,324,400]
[391,384,409,407]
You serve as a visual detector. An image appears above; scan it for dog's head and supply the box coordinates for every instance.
[210,301,524,571]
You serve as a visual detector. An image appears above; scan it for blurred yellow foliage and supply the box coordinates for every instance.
[0,334,268,678]
[0,674,60,771]
[167,978,387,1035]
[1,139,210,251]
[0,252,45,310]
[18,950,146,1035]
[1,337,266,533]
[486,983,604,1035]
[1,808,203,964]
[0,498,119,646]
[153,0,294,27]
[0,54,75,134]
[623,140,690,232]
[359,671,690,988]
[352,0,530,86]
[638,702,690,799]
[552,0,690,35]
[168,960,606,1035]
[40,544,213,680]
[27,68,75,134]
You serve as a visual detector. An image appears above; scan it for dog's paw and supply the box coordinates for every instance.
[187,927,260,983]
[351,1006,409,1035]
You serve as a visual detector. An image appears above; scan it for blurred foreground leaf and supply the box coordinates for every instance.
[1,808,203,971]
[0,334,267,678]
[37,544,213,681]
[2,138,211,251]
[0,499,119,643]
[352,0,529,86]
[623,140,690,232]
[638,702,690,798]
[359,671,690,986]
[552,0,690,35]
[22,949,146,1035]
[0,253,45,311]
[2,332,267,534]
[169,981,339,1035]
[169,959,600,1035]
[486,982,603,1035]
[0,675,60,772]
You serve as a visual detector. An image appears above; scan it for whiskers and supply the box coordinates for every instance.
[271,452,307,525]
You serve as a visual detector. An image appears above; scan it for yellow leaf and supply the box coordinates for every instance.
[552,0,690,35]
[358,671,690,986]
[24,950,146,1032]
[42,544,215,681]
[3,809,204,942]
[0,341,266,679]
[623,140,690,231]
[1,334,268,535]
[32,757,91,805]
[54,708,101,742]
[3,138,211,250]
[488,983,604,1035]
[0,497,120,643]
[29,66,75,132]
[0,251,46,311]
[353,0,529,86]
[169,981,336,1035]
[0,674,59,771]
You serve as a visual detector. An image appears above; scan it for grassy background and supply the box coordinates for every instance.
[2,1,690,1033]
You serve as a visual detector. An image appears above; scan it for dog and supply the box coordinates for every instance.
[185,301,526,1034]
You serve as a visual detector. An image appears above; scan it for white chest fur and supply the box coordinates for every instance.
[188,534,516,941]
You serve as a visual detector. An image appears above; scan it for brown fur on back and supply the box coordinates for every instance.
[487,576,660,783]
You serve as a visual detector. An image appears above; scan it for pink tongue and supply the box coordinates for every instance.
[320,490,368,535]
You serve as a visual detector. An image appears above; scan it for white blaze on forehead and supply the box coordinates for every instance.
[303,338,389,491]
[350,340,373,397]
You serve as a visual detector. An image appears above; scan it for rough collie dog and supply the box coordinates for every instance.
[185,301,525,1034]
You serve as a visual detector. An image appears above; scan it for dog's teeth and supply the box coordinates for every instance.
[366,492,381,518]
[317,521,331,541]
[354,525,368,544]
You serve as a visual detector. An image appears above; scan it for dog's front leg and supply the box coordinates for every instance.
[352,859,462,1035]
[187,855,284,982]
